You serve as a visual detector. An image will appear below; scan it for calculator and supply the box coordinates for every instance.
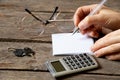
[45,53,99,77]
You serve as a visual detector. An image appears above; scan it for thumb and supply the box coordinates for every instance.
[78,15,104,31]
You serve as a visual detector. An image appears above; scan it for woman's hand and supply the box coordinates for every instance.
[91,29,120,60]
[73,4,120,38]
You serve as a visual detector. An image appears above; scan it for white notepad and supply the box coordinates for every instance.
[52,33,94,56]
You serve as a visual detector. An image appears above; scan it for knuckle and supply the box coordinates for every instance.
[105,32,113,38]
[107,56,114,60]
[106,55,118,61]
[77,7,81,11]
[76,7,82,14]
[85,16,91,23]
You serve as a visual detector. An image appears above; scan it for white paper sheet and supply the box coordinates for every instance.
[52,33,94,55]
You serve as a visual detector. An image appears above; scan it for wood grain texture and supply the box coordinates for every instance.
[0,0,119,12]
[0,12,74,41]
[0,0,119,41]
[0,0,120,80]
[0,70,120,80]
[0,42,120,75]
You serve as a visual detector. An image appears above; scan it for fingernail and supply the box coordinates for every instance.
[78,21,85,30]
[91,49,95,52]
[106,56,113,60]
[94,51,99,57]
[106,56,110,59]
[81,31,86,34]
[91,32,99,38]
[91,46,95,52]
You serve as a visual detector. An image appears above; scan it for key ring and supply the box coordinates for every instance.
[8,47,16,52]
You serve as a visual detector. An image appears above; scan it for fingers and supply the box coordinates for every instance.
[94,43,120,58]
[87,31,100,38]
[78,14,104,31]
[91,31,120,52]
[91,30,120,61]
[73,4,97,27]
[84,25,102,38]
[102,27,113,34]
[106,53,120,60]
[74,5,120,61]
[83,26,100,38]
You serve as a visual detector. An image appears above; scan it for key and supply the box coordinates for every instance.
[13,49,25,57]
[8,47,36,58]
[8,48,25,57]
[24,47,36,59]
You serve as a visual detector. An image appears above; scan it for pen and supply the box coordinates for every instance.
[72,0,107,35]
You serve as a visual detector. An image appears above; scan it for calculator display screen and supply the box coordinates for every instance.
[51,61,65,72]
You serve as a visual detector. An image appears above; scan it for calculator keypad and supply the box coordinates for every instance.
[63,53,96,70]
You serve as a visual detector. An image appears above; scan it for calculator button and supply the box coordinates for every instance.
[85,61,91,66]
[80,61,87,67]
[82,64,87,67]
[73,59,77,62]
[76,62,79,65]
[70,67,73,70]
[83,53,88,57]
[76,62,82,68]
[78,65,82,68]
[71,56,75,59]
[68,65,73,70]
[91,62,95,65]
[66,57,71,60]
[71,63,75,66]
[82,57,86,61]
[80,61,84,64]
[75,55,79,58]
[79,54,84,57]
[84,60,88,63]
[68,64,71,67]
[73,66,78,69]
[64,61,69,64]
[86,57,91,60]
[87,63,91,66]
[88,58,94,63]
[66,62,69,64]
[69,60,73,63]
[77,57,82,61]
[63,58,67,61]
[83,53,91,59]
[86,58,95,65]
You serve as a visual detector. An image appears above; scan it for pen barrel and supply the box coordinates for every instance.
[89,0,107,16]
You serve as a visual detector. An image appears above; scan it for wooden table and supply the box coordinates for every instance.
[0,0,120,80]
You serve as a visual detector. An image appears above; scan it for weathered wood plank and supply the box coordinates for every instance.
[0,12,74,41]
[0,0,119,41]
[0,0,120,80]
[0,42,120,75]
[0,0,119,12]
[0,42,53,70]
[0,70,55,80]
[0,70,120,80]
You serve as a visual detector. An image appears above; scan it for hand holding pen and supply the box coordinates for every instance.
[73,0,107,37]
[73,0,120,60]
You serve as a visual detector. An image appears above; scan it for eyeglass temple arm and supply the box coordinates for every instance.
[45,6,59,25]
[25,8,47,24]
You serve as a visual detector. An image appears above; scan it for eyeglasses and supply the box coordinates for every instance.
[17,7,74,39]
